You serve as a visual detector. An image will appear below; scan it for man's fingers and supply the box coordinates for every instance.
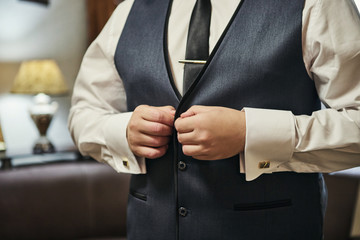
[140,106,175,127]
[158,105,176,115]
[139,121,173,136]
[131,134,170,148]
[180,105,210,118]
[177,131,196,144]
[182,144,217,160]
[127,105,177,159]
[174,116,195,133]
[182,144,204,157]
[132,145,169,159]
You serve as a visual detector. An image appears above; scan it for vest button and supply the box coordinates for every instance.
[178,207,188,217]
[178,161,187,171]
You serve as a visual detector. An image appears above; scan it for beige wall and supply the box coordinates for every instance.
[0,0,88,93]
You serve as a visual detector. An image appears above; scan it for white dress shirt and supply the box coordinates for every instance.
[69,0,360,181]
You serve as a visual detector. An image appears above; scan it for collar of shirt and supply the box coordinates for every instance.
[168,0,241,96]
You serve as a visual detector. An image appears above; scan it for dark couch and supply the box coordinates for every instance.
[0,159,130,240]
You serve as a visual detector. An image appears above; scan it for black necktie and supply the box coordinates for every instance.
[182,0,212,93]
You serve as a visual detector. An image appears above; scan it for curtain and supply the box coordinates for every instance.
[86,0,123,44]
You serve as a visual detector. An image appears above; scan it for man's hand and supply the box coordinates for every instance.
[174,105,246,160]
[127,105,175,159]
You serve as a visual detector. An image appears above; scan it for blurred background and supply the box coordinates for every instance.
[0,0,119,156]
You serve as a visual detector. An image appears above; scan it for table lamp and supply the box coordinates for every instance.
[11,59,68,154]
[0,124,5,153]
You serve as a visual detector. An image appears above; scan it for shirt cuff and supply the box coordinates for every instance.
[243,107,295,181]
[102,112,146,174]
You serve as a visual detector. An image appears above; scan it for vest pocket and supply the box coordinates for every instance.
[234,199,292,211]
[130,190,147,202]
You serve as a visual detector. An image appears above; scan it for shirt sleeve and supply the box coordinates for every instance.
[68,0,146,174]
[243,0,360,181]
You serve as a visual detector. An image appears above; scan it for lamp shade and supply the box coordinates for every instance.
[11,59,68,95]
[0,124,5,152]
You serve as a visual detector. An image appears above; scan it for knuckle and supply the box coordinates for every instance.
[150,137,160,147]
[145,151,157,159]
[132,146,142,157]
[134,105,144,113]
[127,122,139,136]
[151,137,163,147]
[127,121,136,131]
[137,104,148,110]
[177,133,182,143]
[198,131,210,143]
[129,138,140,149]
[202,147,211,155]
[153,123,171,135]
[146,147,165,159]
[151,123,162,134]
[151,110,163,123]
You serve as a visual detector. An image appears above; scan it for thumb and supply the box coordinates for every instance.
[159,105,176,116]
[180,105,208,118]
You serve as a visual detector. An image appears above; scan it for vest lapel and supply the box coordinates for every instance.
[174,0,244,115]
[163,0,182,101]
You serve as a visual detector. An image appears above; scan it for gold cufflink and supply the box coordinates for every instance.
[258,161,270,169]
[123,161,129,168]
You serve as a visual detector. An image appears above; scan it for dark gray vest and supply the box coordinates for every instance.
[115,0,325,239]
